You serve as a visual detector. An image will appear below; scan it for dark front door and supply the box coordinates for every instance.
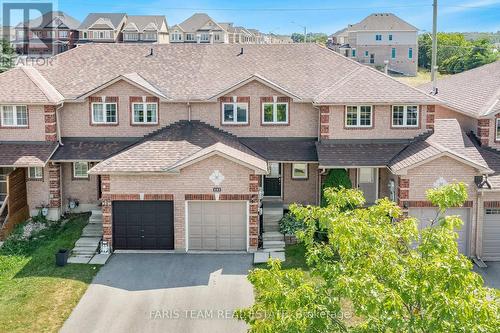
[264,162,281,197]
[113,201,174,250]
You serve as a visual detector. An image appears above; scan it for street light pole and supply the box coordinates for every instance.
[431,0,438,94]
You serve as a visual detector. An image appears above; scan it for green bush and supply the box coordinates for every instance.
[279,212,305,235]
[321,169,352,207]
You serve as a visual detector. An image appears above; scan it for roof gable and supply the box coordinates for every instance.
[350,13,418,31]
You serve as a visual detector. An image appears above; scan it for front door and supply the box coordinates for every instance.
[357,168,378,204]
[264,162,281,197]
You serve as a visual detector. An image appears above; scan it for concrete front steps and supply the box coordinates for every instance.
[255,200,286,263]
[68,209,109,264]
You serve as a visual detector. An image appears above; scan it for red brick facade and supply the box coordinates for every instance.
[47,162,61,208]
[477,118,490,146]
[426,104,435,130]
[44,105,57,142]
[319,106,330,140]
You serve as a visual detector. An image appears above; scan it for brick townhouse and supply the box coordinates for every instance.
[0,44,498,260]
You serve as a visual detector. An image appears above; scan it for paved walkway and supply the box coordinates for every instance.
[61,253,254,333]
[474,261,500,290]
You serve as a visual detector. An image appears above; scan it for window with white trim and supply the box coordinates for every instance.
[59,30,69,38]
[123,32,139,41]
[73,162,89,179]
[186,33,195,41]
[143,32,157,40]
[392,105,419,127]
[28,167,43,180]
[1,105,28,127]
[91,102,117,124]
[222,101,248,124]
[262,100,288,124]
[292,163,308,179]
[132,102,158,124]
[496,119,500,141]
[345,105,372,127]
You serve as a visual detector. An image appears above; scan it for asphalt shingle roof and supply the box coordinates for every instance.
[51,138,138,161]
[123,16,167,32]
[78,13,126,30]
[418,61,500,118]
[15,43,437,104]
[0,141,58,167]
[89,120,264,173]
[240,138,318,162]
[349,13,418,31]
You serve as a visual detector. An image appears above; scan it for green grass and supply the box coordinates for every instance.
[0,214,100,333]
[392,68,450,87]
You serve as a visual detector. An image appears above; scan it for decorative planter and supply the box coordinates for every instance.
[56,249,69,266]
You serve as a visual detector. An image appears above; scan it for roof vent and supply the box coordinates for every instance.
[237,47,244,56]
[146,48,154,57]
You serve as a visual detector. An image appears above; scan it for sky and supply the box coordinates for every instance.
[1,0,499,34]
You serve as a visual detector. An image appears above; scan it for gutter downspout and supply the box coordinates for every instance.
[55,102,64,146]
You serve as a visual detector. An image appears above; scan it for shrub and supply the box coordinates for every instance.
[279,212,305,235]
[321,169,352,207]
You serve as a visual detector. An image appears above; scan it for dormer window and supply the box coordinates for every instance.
[91,101,117,124]
[262,97,289,124]
[1,105,28,127]
[392,105,419,128]
[132,101,158,124]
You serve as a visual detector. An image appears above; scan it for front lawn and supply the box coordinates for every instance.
[0,214,100,333]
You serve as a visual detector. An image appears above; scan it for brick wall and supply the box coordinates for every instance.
[102,155,257,251]
[328,105,430,139]
[487,114,500,149]
[434,105,477,134]
[319,106,330,140]
[0,105,45,141]
[44,105,57,141]
[282,163,319,205]
[61,162,99,208]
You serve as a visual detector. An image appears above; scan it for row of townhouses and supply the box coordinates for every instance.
[0,43,498,261]
[12,11,292,57]
[328,13,419,76]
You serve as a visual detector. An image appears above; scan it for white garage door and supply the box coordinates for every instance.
[188,201,247,251]
[409,208,470,255]
[483,208,500,261]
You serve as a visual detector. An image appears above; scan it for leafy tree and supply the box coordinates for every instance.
[418,33,498,74]
[321,169,352,207]
[291,32,328,45]
[0,39,15,73]
[240,183,500,332]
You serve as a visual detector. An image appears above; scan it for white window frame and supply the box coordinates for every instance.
[496,119,500,141]
[28,167,43,180]
[124,32,139,41]
[59,30,69,38]
[143,32,157,41]
[91,102,118,124]
[186,33,195,41]
[73,162,89,179]
[292,163,308,179]
[345,105,373,128]
[262,99,289,124]
[131,102,158,125]
[1,105,28,127]
[221,101,249,125]
[392,105,419,128]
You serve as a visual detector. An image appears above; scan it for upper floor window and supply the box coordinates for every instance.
[496,119,500,141]
[73,162,89,179]
[200,33,210,42]
[388,34,393,41]
[59,30,69,38]
[28,167,43,180]
[143,32,157,40]
[1,105,28,127]
[124,32,139,41]
[132,102,158,124]
[262,99,288,124]
[214,34,220,41]
[365,50,369,57]
[375,34,382,41]
[186,33,195,41]
[392,105,419,128]
[92,30,112,39]
[391,48,396,59]
[91,102,117,124]
[351,49,356,57]
[222,102,248,124]
[170,33,182,41]
[408,48,413,59]
[82,31,88,39]
[345,105,372,128]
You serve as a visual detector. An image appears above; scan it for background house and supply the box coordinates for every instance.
[122,16,169,44]
[329,13,418,76]
[77,13,127,44]
[14,11,80,57]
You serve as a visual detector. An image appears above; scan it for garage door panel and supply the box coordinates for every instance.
[112,201,174,250]
[483,210,500,260]
[409,208,469,255]
[188,202,247,251]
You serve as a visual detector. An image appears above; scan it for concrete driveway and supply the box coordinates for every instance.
[474,261,500,290]
[61,253,254,333]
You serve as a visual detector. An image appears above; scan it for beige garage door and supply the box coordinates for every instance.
[188,201,247,251]
[483,208,500,261]
[409,208,470,255]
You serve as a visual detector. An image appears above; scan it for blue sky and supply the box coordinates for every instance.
[2,0,500,33]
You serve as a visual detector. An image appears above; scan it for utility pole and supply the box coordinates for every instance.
[431,0,438,94]
[304,26,307,43]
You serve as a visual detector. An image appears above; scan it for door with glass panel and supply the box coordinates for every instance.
[357,168,378,204]
[264,163,281,197]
